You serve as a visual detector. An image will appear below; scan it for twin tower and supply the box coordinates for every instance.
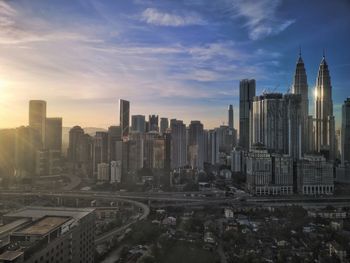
[292,51,335,160]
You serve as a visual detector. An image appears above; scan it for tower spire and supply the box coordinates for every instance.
[323,48,326,59]
[299,45,302,58]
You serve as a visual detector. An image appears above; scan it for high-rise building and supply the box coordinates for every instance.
[228,104,234,130]
[170,119,187,169]
[188,121,204,169]
[45,117,62,153]
[131,115,146,133]
[29,100,46,148]
[341,98,350,164]
[297,154,334,195]
[314,54,336,160]
[149,115,159,132]
[93,132,108,177]
[67,126,85,163]
[14,126,40,177]
[0,207,95,263]
[207,129,219,165]
[246,143,293,195]
[160,117,169,135]
[110,160,122,183]
[108,126,121,162]
[119,99,130,138]
[292,50,309,155]
[97,162,109,181]
[239,79,256,149]
[0,129,16,177]
[251,93,286,153]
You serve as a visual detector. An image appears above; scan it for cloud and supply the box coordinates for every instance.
[228,0,295,40]
[141,8,205,26]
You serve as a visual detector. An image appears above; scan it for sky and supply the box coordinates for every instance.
[0,0,349,130]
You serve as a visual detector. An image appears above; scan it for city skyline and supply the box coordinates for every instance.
[0,0,350,130]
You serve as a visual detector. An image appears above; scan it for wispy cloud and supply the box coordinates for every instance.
[228,0,295,40]
[141,8,205,26]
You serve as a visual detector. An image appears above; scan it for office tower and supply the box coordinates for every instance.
[292,50,309,155]
[341,98,350,164]
[0,207,95,263]
[246,144,293,195]
[14,126,39,177]
[314,54,336,160]
[160,117,169,135]
[45,117,62,153]
[0,129,15,177]
[170,119,187,169]
[67,126,85,163]
[188,121,204,169]
[164,132,172,174]
[29,100,46,148]
[119,99,130,137]
[131,115,146,133]
[203,129,208,163]
[110,161,122,183]
[297,154,334,195]
[251,93,286,153]
[127,133,144,174]
[231,147,243,173]
[207,129,219,165]
[79,134,93,177]
[97,163,109,181]
[108,126,121,162]
[284,94,302,159]
[335,129,341,160]
[239,79,256,149]
[93,132,109,177]
[228,105,234,130]
[149,114,159,132]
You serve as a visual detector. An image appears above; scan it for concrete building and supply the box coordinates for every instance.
[239,79,256,150]
[131,115,146,133]
[67,126,85,163]
[149,115,159,132]
[231,147,243,173]
[0,129,15,177]
[45,117,62,153]
[0,206,95,263]
[170,119,187,169]
[119,99,130,138]
[97,162,109,182]
[341,98,350,164]
[314,55,336,160]
[292,51,310,155]
[297,154,334,195]
[29,100,46,148]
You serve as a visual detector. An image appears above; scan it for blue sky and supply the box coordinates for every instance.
[0,0,349,129]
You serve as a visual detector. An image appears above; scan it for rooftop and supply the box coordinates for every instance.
[4,206,95,222]
[14,216,70,236]
[0,250,23,261]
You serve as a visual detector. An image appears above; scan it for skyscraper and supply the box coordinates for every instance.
[108,126,121,162]
[170,119,187,169]
[67,126,85,163]
[314,54,336,160]
[228,104,234,130]
[29,100,46,147]
[131,115,146,133]
[93,131,109,177]
[239,79,256,149]
[292,50,309,155]
[160,117,169,135]
[188,120,204,169]
[341,98,350,164]
[45,117,62,153]
[119,99,130,137]
[149,114,159,132]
